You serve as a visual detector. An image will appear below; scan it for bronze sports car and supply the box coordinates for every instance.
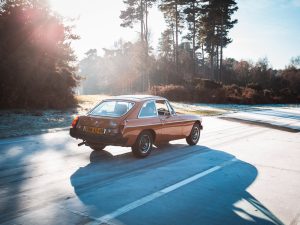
[70,95,203,158]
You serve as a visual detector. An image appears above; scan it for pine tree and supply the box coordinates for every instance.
[158,29,175,84]
[200,0,217,79]
[120,0,156,91]
[158,29,174,61]
[159,0,184,75]
[199,0,237,81]
[182,0,201,78]
[216,0,238,81]
[0,0,79,109]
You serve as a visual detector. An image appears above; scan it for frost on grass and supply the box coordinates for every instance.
[0,110,73,138]
[0,95,107,139]
[171,102,227,116]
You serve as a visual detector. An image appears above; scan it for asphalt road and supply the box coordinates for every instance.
[0,117,299,225]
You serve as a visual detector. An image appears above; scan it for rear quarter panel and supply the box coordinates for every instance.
[122,117,163,146]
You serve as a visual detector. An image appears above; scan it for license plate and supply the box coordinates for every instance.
[83,126,104,134]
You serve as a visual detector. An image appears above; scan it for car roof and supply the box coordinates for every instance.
[105,95,167,102]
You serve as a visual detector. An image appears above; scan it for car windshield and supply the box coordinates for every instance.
[89,100,134,117]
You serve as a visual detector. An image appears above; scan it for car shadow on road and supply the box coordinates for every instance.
[70,145,284,225]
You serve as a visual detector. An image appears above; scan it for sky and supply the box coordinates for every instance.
[48,0,300,69]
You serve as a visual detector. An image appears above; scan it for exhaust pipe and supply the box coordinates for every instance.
[78,141,86,147]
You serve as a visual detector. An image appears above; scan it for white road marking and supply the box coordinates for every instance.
[86,158,238,225]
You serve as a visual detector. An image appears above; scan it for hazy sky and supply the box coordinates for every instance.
[49,0,300,69]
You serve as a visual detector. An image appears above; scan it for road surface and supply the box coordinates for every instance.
[0,117,300,225]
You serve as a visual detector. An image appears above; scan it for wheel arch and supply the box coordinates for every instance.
[195,120,203,129]
[140,129,156,143]
[131,129,155,158]
[129,129,157,146]
[185,120,202,137]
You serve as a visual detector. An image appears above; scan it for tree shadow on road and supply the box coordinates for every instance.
[0,133,86,224]
[70,145,284,225]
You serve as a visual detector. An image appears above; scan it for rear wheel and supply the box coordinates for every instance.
[89,144,106,151]
[132,131,153,158]
[186,123,201,145]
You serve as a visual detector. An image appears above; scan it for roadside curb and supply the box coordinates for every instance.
[220,116,300,133]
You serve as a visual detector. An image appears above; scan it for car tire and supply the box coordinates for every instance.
[132,131,153,158]
[186,123,201,146]
[90,144,106,151]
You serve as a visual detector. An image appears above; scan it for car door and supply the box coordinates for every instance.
[156,100,183,141]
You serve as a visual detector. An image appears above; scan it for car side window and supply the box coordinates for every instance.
[139,101,157,118]
[156,100,171,116]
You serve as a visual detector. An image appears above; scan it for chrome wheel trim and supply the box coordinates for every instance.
[139,135,151,153]
[191,126,200,143]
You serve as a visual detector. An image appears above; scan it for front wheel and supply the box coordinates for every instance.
[132,131,153,158]
[186,123,201,145]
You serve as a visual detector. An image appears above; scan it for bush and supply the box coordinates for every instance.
[247,83,263,91]
[279,88,292,96]
[151,85,192,102]
[195,78,223,89]
[194,84,226,103]
[263,89,273,98]
[151,77,300,104]
[241,88,260,104]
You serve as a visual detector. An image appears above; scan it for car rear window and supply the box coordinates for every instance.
[89,101,134,117]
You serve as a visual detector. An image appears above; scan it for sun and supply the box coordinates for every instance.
[47,0,138,59]
[47,0,165,60]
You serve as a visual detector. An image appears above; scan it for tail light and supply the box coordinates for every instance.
[71,116,79,128]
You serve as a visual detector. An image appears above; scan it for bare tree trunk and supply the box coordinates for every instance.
[145,0,150,91]
[201,42,205,74]
[171,23,176,63]
[220,14,224,83]
[140,0,144,42]
[211,19,216,80]
[175,0,179,76]
[140,0,144,91]
[143,0,148,44]
[216,44,219,81]
[210,43,214,80]
[192,1,196,78]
